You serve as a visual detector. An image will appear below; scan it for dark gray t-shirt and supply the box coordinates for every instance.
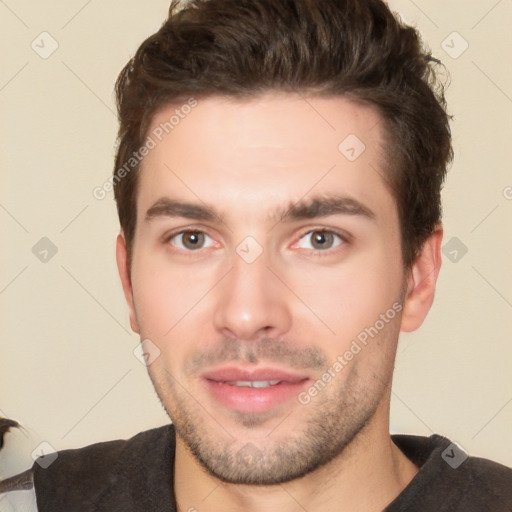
[1,425,511,511]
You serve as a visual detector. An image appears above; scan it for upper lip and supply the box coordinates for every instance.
[202,366,310,383]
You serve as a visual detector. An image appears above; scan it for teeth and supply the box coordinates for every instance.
[226,380,281,388]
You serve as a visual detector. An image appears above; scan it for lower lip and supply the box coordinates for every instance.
[203,379,310,413]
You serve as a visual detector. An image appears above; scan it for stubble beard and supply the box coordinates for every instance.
[151,359,391,486]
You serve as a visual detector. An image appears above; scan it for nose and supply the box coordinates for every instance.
[213,248,292,341]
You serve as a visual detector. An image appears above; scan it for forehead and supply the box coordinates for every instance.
[137,93,394,225]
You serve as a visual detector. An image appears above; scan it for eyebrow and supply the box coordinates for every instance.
[145,195,376,225]
[278,196,375,223]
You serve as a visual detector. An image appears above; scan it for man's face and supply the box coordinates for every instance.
[119,93,409,484]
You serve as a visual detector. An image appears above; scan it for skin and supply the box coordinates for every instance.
[116,93,443,512]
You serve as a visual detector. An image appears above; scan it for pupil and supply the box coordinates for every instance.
[312,232,332,249]
[184,232,203,249]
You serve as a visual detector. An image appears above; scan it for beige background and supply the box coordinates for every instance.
[1,0,511,478]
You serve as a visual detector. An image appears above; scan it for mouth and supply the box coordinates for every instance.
[223,380,282,388]
[201,366,311,414]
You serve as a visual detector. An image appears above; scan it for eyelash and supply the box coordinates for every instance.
[164,228,349,256]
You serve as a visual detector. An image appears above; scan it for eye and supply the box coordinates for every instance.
[296,230,345,251]
[168,230,216,251]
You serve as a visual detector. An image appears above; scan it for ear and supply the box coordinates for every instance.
[116,232,140,334]
[400,225,443,332]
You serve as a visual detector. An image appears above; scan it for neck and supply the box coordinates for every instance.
[173,405,418,512]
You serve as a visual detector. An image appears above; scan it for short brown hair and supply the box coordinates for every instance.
[113,0,453,268]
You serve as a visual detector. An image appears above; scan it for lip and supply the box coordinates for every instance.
[201,365,310,414]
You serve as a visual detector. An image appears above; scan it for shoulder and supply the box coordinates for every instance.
[0,425,173,512]
[389,433,512,511]
[34,424,172,475]
[32,425,173,509]
[460,454,512,507]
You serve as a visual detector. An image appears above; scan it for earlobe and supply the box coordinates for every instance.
[400,225,443,333]
[116,232,140,334]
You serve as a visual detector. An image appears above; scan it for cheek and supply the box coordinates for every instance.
[130,247,224,342]
[130,257,190,338]
[286,249,403,344]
